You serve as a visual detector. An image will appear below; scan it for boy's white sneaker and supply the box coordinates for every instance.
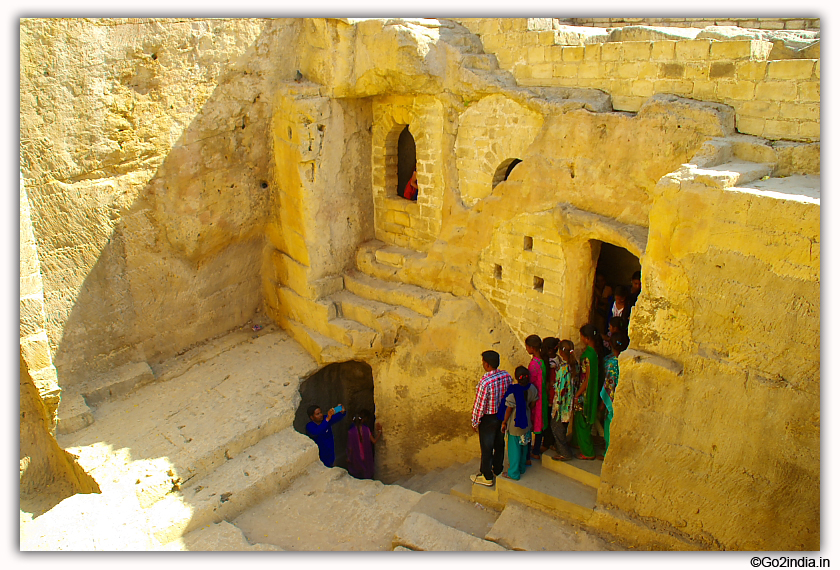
[470,473,494,487]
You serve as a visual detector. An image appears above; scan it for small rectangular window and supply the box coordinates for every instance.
[494,264,503,279]
[533,276,544,293]
[524,236,533,251]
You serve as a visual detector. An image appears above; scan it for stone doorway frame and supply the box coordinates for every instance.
[589,240,642,336]
[551,204,648,343]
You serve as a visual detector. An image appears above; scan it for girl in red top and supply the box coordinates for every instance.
[403,170,418,201]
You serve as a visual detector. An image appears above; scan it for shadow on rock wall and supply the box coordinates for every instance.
[20,19,302,387]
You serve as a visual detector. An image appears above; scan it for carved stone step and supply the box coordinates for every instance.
[538,452,602,489]
[393,512,506,551]
[451,461,598,523]
[693,161,774,189]
[149,428,317,545]
[344,271,441,318]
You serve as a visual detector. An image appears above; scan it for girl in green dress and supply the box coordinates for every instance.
[601,334,628,455]
[573,324,600,459]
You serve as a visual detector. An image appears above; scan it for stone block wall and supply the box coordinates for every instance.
[372,96,445,252]
[457,19,819,143]
[455,95,543,207]
[563,17,820,31]
[474,212,568,341]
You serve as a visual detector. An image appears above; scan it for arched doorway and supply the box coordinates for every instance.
[293,361,376,474]
[396,126,417,200]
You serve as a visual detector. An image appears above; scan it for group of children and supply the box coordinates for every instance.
[496,323,629,482]
[304,271,639,485]
[305,404,383,480]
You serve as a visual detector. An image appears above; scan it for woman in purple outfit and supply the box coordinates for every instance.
[346,411,382,480]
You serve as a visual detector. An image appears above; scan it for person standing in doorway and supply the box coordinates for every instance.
[607,285,630,337]
[627,270,642,314]
[592,272,613,334]
[346,413,382,480]
[305,404,346,468]
[470,350,513,487]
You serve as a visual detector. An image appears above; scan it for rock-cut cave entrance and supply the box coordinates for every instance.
[293,361,376,477]
[590,240,641,340]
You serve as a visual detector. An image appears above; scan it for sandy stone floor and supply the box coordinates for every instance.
[22,325,621,551]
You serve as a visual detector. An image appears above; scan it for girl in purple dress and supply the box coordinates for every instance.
[346,412,382,480]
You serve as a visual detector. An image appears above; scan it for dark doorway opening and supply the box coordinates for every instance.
[294,361,376,473]
[492,158,522,189]
[590,241,641,336]
[397,126,417,200]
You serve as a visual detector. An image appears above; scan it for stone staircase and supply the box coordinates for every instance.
[448,452,604,525]
[384,452,619,551]
[668,134,780,193]
[392,459,476,495]
[656,133,819,212]
[26,323,622,551]
[26,326,327,550]
[278,239,446,366]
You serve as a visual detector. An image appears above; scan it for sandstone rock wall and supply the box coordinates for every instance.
[20,18,301,385]
[20,173,61,429]
[455,19,819,142]
[20,17,820,551]
[371,294,527,481]
[598,168,819,550]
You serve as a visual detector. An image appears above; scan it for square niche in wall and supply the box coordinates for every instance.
[533,276,544,293]
[524,236,534,251]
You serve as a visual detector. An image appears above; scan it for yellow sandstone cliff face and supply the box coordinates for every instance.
[600,158,819,550]
[20,17,819,551]
[19,18,299,386]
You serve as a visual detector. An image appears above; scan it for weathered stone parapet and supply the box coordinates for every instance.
[453,18,819,142]
[564,17,819,31]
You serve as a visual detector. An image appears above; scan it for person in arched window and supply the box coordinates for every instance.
[403,170,418,201]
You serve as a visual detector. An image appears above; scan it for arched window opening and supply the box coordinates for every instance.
[397,126,417,201]
[492,158,523,189]
[294,361,378,480]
